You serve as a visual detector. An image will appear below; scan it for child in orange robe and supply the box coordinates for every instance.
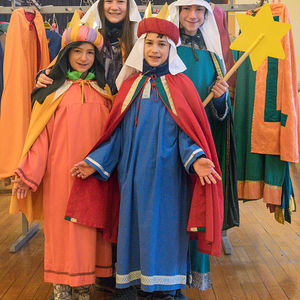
[11,25,114,300]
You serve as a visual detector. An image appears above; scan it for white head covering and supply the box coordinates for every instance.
[169,0,225,70]
[116,31,187,91]
[81,0,142,28]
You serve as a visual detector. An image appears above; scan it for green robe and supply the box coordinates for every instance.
[178,44,239,290]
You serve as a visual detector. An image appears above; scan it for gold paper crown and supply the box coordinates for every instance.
[144,2,173,22]
[68,9,98,29]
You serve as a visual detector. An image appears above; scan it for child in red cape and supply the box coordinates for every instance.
[67,16,223,300]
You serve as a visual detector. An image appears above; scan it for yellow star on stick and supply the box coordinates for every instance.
[230,3,291,71]
[203,3,291,107]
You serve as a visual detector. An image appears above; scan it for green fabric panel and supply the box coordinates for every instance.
[178,47,217,104]
[281,114,288,127]
[264,16,287,127]
[196,227,206,232]
[264,57,281,122]
[234,53,265,182]
[282,162,294,223]
[0,23,9,33]
[129,76,148,106]
[155,77,171,110]
[189,240,210,273]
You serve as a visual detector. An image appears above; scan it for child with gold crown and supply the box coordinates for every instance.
[11,15,115,300]
[68,4,224,300]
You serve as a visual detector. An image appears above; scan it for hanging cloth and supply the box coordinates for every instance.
[249,3,300,163]
[45,29,62,62]
[234,3,297,223]
[0,8,50,179]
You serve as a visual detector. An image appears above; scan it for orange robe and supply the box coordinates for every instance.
[0,8,50,179]
[14,80,113,285]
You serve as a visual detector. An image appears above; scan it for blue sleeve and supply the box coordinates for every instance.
[212,93,226,115]
[179,129,205,174]
[46,30,62,61]
[84,126,121,181]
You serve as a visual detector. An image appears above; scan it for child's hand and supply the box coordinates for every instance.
[36,69,53,88]
[71,161,96,179]
[193,157,222,185]
[12,177,30,199]
[211,76,228,98]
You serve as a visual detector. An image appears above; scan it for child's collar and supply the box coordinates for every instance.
[66,68,96,81]
[142,60,170,78]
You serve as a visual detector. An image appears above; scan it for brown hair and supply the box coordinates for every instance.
[97,0,135,61]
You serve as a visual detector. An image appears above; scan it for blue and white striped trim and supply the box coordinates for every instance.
[116,270,141,284]
[184,149,204,168]
[85,157,110,178]
[116,271,186,286]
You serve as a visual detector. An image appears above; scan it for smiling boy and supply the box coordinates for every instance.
[67,16,224,300]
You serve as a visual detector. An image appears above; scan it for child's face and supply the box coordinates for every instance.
[104,0,127,24]
[68,43,95,78]
[179,5,206,36]
[144,33,170,68]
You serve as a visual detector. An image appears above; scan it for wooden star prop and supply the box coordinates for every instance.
[230,3,291,71]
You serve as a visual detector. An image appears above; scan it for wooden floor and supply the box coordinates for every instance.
[1,186,300,300]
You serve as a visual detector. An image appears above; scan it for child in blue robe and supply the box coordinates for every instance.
[68,16,223,300]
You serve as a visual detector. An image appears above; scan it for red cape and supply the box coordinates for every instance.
[66,72,224,256]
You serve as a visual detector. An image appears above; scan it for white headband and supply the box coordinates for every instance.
[169,0,225,70]
[116,33,186,90]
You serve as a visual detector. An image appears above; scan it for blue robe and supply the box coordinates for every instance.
[85,64,205,292]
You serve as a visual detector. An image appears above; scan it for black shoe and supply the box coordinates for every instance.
[136,288,153,299]
[153,291,175,300]
[108,286,137,300]
[95,276,116,293]
[175,289,188,299]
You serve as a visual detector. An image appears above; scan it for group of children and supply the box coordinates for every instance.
[11,0,230,299]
